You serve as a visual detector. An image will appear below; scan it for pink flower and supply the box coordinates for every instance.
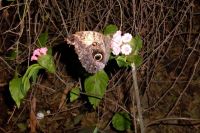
[33,48,41,57]
[122,33,132,43]
[121,44,132,55]
[31,55,38,61]
[111,44,121,55]
[31,47,48,61]
[39,47,48,55]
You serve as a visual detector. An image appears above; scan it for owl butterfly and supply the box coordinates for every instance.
[65,31,111,73]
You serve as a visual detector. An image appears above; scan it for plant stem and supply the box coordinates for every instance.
[131,63,145,133]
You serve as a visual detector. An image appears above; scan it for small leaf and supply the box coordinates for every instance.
[109,55,115,60]
[135,35,143,50]
[31,69,40,83]
[9,77,25,108]
[38,54,56,73]
[22,77,30,95]
[103,24,118,35]
[22,64,41,83]
[26,64,42,80]
[127,55,143,67]
[112,112,131,131]
[37,32,48,47]
[93,127,98,133]
[5,50,18,60]
[129,35,143,54]
[47,47,52,55]
[21,64,42,95]
[70,87,80,102]
[84,70,109,109]
[17,123,27,132]
[116,56,129,67]
[73,114,83,125]
[133,55,143,67]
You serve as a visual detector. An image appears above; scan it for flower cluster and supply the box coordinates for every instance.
[111,31,132,56]
[31,47,48,61]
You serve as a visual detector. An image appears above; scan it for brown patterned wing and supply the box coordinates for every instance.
[65,31,111,73]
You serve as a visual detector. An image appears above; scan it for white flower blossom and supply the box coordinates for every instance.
[111,44,121,55]
[112,31,122,46]
[113,30,122,38]
[122,33,132,43]
[46,110,51,115]
[121,44,132,55]
[36,112,45,120]
[111,31,133,56]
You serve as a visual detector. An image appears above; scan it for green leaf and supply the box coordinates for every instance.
[109,54,115,60]
[9,77,25,108]
[70,87,80,102]
[127,55,143,67]
[135,35,143,50]
[17,123,27,132]
[31,69,40,83]
[22,77,30,95]
[129,35,143,54]
[93,127,98,133]
[112,112,131,131]
[22,64,43,86]
[38,54,56,73]
[37,32,48,47]
[22,64,42,83]
[84,70,109,109]
[47,47,52,55]
[5,50,18,60]
[133,55,143,67]
[103,24,118,35]
[26,65,42,80]
[21,64,42,95]
[73,114,83,125]
[116,56,129,67]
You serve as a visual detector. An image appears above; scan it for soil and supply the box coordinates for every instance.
[0,0,200,133]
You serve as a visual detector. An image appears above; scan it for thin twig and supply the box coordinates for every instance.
[166,51,200,116]
[131,63,145,133]
[54,0,68,34]
[146,117,200,127]
[7,106,16,124]
[130,84,138,133]
[0,56,15,72]
[116,0,123,30]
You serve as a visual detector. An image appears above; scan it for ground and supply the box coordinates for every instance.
[0,0,200,133]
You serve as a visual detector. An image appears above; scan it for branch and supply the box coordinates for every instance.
[131,63,145,133]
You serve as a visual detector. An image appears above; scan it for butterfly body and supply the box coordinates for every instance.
[65,31,111,73]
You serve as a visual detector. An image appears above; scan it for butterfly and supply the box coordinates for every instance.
[65,31,111,73]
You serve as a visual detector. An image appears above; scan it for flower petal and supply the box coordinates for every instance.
[121,44,132,55]
[113,30,122,38]
[122,33,132,43]
[39,47,48,55]
[33,48,41,57]
[111,45,121,55]
[31,55,38,61]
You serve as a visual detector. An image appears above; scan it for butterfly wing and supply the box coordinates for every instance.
[65,31,111,73]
